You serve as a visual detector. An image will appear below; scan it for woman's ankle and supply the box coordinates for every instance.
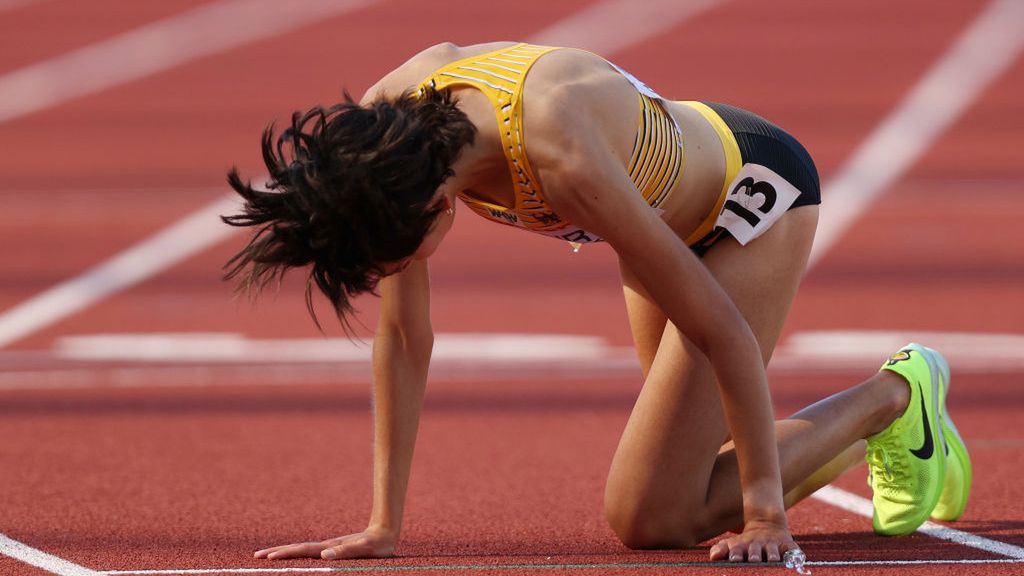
[864,370,911,437]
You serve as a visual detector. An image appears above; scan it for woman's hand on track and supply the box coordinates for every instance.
[708,519,798,563]
[254,528,397,560]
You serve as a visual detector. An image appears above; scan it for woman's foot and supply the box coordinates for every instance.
[865,344,947,536]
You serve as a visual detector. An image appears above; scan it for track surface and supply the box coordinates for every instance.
[1,1,1022,575]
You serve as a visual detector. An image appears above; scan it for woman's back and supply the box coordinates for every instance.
[367,42,730,244]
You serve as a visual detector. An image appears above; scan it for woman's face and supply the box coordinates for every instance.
[381,190,454,275]
[411,194,454,260]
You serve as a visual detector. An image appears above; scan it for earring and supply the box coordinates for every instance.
[445,207,454,215]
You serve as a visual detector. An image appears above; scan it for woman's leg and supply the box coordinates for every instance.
[700,372,907,539]
[782,441,865,509]
[605,205,910,547]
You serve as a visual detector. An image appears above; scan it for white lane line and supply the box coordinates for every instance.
[3,354,1022,392]
[808,0,1024,267]
[0,0,379,124]
[0,361,646,391]
[0,0,728,351]
[92,558,1024,574]
[529,0,722,56]
[0,195,241,348]
[53,332,615,363]
[1,328,1021,391]
[811,559,1021,566]
[0,0,48,13]
[101,570,341,575]
[44,329,1024,368]
[771,329,1024,371]
[0,533,101,576]
[813,486,1024,560]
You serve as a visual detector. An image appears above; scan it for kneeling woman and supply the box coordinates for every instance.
[224,42,968,563]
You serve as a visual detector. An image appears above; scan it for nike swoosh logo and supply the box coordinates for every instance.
[909,382,935,460]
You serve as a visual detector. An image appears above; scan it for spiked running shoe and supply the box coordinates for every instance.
[867,343,946,536]
[923,346,972,522]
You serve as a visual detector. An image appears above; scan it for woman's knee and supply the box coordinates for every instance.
[603,492,703,549]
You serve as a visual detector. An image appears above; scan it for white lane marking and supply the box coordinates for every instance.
[0,0,48,12]
[0,0,729,350]
[813,485,1024,560]
[0,533,100,576]
[1,329,1022,391]
[771,329,1024,371]
[0,0,379,124]
[811,559,1020,565]
[39,329,1024,368]
[529,0,722,56]
[808,0,1024,267]
[0,195,242,349]
[3,355,1021,392]
[100,570,341,575]
[0,361,646,391]
[91,558,1024,574]
[54,332,616,363]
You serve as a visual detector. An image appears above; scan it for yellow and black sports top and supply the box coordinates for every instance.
[420,43,740,247]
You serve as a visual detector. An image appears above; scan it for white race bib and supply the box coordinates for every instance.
[714,163,802,245]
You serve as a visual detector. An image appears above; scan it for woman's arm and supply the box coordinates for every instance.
[255,260,433,560]
[528,89,790,555]
[366,259,434,544]
[576,183,787,535]
[596,193,787,530]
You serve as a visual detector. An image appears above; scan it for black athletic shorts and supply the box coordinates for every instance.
[690,102,820,257]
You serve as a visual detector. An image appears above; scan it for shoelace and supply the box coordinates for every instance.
[868,447,893,481]
[867,442,907,488]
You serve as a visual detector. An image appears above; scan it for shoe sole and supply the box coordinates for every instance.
[924,346,972,521]
[910,343,947,528]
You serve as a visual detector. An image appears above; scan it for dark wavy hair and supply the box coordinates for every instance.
[221,87,476,331]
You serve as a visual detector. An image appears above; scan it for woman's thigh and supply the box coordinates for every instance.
[606,205,818,542]
[701,204,818,360]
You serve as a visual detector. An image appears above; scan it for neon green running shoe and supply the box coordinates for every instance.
[867,343,946,536]
[923,346,972,522]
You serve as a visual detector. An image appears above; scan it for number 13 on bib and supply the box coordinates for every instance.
[714,163,802,246]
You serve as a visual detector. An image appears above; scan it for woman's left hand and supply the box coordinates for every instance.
[708,519,798,563]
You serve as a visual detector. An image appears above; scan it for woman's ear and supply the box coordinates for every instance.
[437,190,456,215]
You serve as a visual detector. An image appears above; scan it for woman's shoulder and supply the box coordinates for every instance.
[361,42,521,102]
[521,47,635,116]
[522,49,638,154]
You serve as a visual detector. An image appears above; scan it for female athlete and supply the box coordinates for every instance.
[223,42,970,564]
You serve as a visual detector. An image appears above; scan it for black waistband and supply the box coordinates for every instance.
[702,102,820,208]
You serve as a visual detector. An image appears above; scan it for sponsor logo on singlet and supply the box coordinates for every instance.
[488,207,518,224]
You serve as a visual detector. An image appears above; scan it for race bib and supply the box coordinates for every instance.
[714,163,801,245]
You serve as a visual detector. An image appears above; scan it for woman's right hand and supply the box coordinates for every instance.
[254,527,397,560]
